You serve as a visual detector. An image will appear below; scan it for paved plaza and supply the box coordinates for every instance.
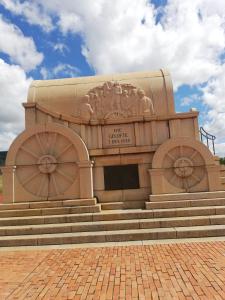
[0,241,225,300]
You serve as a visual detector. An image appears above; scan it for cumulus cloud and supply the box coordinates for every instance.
[201,63,225,156]
[0,59,32,150]
[0,0,225,155]
[3,0,224,87]
[52,43,69,54]
[37,0,225,155]
[0,15,43,70]
[52,63,80,76]
[34,0,225,89]
[181,94,201,108]
[215,142,225,157]
[0,0,53,32]
[40,63,80,80]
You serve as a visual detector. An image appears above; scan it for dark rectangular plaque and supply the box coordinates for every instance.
[104,164,140,190]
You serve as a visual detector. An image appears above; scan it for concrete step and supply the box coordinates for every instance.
[0,224,225,247]
[0,205,101,218]
[149,191,225,202]
[1,215,225,236]
[0,210,156,226]
[220,168,225,176]
[101,201,145,210]
[98,197,148,203]
[146,198,225,209]
[0,210,155,226]
[0,198,97,210]
[148,205,225,218]
[0,213,93,226]
[2,206,225,227]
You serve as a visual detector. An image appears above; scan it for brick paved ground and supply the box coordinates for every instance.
[0,242,225,300]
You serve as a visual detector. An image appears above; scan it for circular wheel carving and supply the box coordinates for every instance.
[174,157,193,177]
[38,155,57,174]
[163,146,205,191]
[15,131,78,198]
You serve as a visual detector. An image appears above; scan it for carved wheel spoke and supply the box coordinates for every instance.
[37,174,47,197]
[35,133,46,155]
[190,150,198,160]
[16,130,78,198]
[51,173,60,196]
[191,173,201,183]
[163,145,205,190]
[170,173,177,185]
[56,169,74,184]
[21,146,39,160]
[55,143,73,159]
[22,170,40,186]
[49,133,57,155]
[167,152,176,162]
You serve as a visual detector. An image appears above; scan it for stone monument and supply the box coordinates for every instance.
[2,69,224,207]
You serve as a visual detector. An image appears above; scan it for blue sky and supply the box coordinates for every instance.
[0,0,224,155]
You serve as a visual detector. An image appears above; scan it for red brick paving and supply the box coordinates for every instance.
[0,242,225,299]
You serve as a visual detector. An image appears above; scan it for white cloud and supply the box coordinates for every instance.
[201,63,225,156]
[0,0,53,32]
[30,0,223,88]
[52,43,69,54]
[1,0,225,155]
[181,94,201,107]
[52,63,80,76]
[40,63,80,80]
[37,0,225,155]
[215,142,225,157]
[0,59,31,151]
[58,12,83,35]
[1,0,224,88]
[40,67,48,80]
[0,15,43,70]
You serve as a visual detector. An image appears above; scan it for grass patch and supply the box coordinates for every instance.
[0,175,2,194]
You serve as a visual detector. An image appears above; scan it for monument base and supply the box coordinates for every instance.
[0,192,225,247]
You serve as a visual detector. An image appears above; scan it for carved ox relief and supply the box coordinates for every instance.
[78,81,155,121]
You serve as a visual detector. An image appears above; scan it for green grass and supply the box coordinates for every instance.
[220,157,225,165]
[0,175,2,194]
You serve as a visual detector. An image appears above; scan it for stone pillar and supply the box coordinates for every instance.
[23,103,36,128]
[206,165,221,191]
[148,168,164,195]
[78,160,94,198]
[1,166,16,203]
[151,121,158,145]
[193,116,200,140]
[169,119,181,138]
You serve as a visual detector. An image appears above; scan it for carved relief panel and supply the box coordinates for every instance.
[78,81,155,122]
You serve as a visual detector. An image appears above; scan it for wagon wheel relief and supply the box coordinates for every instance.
[163,146,205,191]
[16,131,78,198]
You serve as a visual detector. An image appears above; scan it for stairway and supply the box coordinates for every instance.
[99,199,146,210]
[0,191,225,247]
[220,165,225,188]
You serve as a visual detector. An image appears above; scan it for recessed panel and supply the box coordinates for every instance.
[104,164,140,190]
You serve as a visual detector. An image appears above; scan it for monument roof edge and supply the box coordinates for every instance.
[28,69,169,89]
